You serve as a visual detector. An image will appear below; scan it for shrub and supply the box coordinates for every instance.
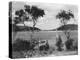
[56,35,63,51]
[12,39,35,52]
[73,40,78,51]
[39,41,49,51]
[65,38,74,51]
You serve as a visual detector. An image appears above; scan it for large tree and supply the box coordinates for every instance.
[24,5,45,31]
[14,5,45,40]
[56,10,74,38]
[56,10,75,50]
[14,9,29,26]
[56,10,74,25]
[24,5,45,40]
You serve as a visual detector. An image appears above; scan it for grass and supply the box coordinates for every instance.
[12,50,78,58]
[12,31,78,58]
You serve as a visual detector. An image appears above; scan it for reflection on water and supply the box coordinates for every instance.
[12,31,78,45]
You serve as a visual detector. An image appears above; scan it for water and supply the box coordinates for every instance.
[12,31,78,46]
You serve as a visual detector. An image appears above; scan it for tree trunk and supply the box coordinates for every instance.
[30,20,36,41]
[62,19,71,40]
[56,29,58,38]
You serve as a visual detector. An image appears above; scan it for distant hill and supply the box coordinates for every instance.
[49,24,78,31]
[12,24,41,32]
[56,24,78,30]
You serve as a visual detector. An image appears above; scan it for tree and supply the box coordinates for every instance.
[56,10,75,50]
[56,10,74,25]
[24,5,45,30]
[14,9,29,26]
[14,5,45,40]
[24,5,45,40]
[56,10,74,38]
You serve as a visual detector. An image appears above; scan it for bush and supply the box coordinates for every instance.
[73,40,78,51]
[65,38,74,51]
[12,39,35,52]
[39,41,49,51]
[39,44,49,51]
[56,35,63,51]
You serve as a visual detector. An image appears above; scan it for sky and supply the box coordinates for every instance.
[12,1,78,30]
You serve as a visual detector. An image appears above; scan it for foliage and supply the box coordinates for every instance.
[65,38,78,51]
[56,35,63,51]
[39,42,49,51]
[14,9,29,25]
[13,5,45,40]
[12,39,35,51]
[65,38,74,50]
[14,5,45,27]
[56,10,75,51]
[24,5,45,20]
[56,10,74,25]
